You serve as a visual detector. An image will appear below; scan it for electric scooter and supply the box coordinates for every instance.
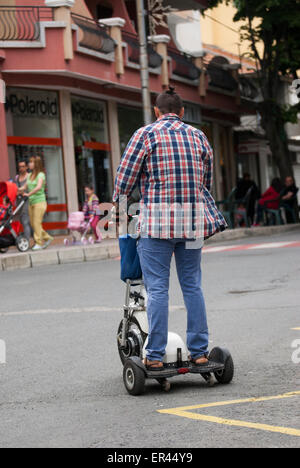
[117,279,234,396]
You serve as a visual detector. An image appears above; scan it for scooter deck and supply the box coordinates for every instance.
[146,360,224,380]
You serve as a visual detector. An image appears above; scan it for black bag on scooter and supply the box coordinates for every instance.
[119,235,142,282]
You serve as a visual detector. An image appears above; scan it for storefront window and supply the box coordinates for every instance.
[118,105,143,154]
[72,96,112,206]
[5,87,67,232]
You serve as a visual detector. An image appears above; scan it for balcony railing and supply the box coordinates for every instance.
[71,13,116,55]
[169,48,201,81]
[123,31,163,69]
[0,6,53,41]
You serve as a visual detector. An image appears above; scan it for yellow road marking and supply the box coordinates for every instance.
[158,391,300,437]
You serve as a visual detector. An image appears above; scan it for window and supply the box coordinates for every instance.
[5,87,67,232]
[118,105,143,154]
[125,0,138,30]
[97,1,113,20]
[72,96,112,206]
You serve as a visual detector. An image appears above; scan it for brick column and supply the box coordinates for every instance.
[0,62,9,180]
[99,18,126,77]
[194,57,207,97]
[45,0,74,60]
[59,90,78,215]
[107,101,121,183]
[149,35,170,89]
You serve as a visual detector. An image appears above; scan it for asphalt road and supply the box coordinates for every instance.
[0,229,299,448]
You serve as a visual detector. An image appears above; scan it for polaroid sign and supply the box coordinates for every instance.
[5,92,58,119]
[72,100,105,124]
[0,340,6,364]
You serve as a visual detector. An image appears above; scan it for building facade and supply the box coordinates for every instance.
[0,0,254,232]
[201,2,300,199]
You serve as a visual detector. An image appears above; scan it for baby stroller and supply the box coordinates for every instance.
[0,181,30,253]
[64,211,96,246]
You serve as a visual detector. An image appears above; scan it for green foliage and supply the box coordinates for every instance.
[206,0,300,124]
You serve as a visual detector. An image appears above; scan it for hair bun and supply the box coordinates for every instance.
[166,86,176,95]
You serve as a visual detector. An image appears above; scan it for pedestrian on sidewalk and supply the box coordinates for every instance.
[20,156,53,251]
[15,160,32,242]
[113,86,227,370]
[83,185,102,243]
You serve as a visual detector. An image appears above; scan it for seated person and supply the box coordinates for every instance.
[253,178,282,226]
[281,176,299,223]
[236,173,260,224]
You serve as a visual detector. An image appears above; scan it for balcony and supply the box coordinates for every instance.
[122,31,163,69]
[207,57,239,92]
[169,48,201,81]
[71,13,115,55]
[0,6,53,42]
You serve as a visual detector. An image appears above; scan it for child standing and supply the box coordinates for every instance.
[83,185,102,243]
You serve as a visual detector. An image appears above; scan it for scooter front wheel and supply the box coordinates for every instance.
[123,360,145,396]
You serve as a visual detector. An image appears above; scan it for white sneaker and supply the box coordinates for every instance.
[43,239,54,249]
[32,244,43,251]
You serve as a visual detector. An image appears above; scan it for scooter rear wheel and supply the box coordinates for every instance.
[209,347,234,384]
[117,318,146,365]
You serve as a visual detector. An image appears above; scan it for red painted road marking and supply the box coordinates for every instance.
[203,241,300,254]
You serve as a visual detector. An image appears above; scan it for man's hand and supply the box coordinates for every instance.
[282,191,294,200]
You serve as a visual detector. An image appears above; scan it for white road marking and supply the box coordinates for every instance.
[0,305,185,317]
[248,242,292,250]
[202,245,234,253]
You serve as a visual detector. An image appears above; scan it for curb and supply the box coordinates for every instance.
[0,224,299,272]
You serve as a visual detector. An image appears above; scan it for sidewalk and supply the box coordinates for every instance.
[0,223,299,271]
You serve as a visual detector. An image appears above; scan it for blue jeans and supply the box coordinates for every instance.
[137,238,209,361]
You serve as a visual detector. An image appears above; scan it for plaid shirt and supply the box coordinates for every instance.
[113,114,227,239]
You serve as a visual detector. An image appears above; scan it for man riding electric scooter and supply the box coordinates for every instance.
[113,87,227,373]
